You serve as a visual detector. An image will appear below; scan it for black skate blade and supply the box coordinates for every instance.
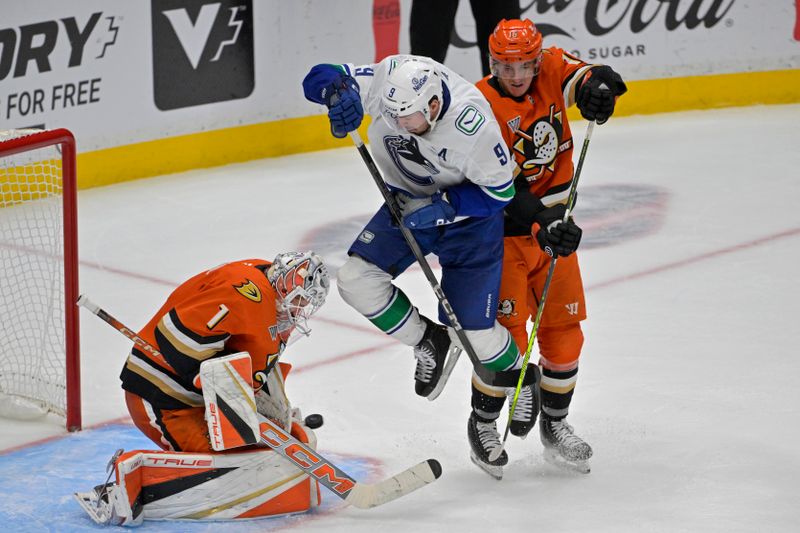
[427,347,462,401]
[470,451,503,480]
[543,447,591,474]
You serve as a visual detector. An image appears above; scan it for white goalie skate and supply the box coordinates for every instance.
[74,449,142,526]
[540,415,592,474]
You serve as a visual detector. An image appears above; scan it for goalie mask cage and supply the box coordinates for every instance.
[0,129,80,431]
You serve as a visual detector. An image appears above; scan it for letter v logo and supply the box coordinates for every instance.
[162,3,220,69]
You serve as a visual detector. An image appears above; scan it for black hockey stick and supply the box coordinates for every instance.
[348,130,494,397]
[489,120,597,462]
[77,294,442,509]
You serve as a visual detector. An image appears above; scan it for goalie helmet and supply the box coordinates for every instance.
[381,58,443,133]
[267,251,329,338]
[488,19,543,80]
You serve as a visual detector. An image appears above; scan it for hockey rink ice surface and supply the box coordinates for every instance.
[1,105,798,532]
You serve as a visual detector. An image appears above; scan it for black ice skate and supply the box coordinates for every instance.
[413,316,451,397]
[507,365,541,438]
[540,414,593,474]
[468,412,508,480]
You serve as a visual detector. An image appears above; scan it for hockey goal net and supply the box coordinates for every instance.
[0,129,80,431]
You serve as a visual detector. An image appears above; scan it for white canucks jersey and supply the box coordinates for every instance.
[342,55,513,209]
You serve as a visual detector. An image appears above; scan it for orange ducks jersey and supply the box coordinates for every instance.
[120,259,284,410]
[476,47,593,236]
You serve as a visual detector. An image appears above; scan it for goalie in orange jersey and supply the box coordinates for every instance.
[119,252,330,453]
[471,19,627,474]
[77,252,332,525]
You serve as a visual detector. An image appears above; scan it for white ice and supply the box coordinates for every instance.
[1,104,799,532]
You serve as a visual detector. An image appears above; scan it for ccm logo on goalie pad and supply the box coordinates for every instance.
[260,422,355,495]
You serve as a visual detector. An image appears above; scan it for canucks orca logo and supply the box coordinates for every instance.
[384,135,440,185]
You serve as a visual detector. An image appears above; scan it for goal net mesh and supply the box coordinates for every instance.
[0,129,68,418]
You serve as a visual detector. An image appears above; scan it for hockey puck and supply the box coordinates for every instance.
[304,413,324,429]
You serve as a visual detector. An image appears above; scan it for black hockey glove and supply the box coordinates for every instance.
[533,204,582,258]
[576,65,627,124]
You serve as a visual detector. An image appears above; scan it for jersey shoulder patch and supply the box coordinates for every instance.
[233,279,262,303]
[454,105,486,136]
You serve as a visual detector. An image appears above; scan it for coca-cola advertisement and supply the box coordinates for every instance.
[435,0,800,81]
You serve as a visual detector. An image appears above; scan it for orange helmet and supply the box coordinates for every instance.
[489,19,542,64]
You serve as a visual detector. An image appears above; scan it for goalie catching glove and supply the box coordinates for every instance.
[533,204,582,258]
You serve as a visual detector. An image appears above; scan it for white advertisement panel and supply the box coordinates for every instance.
[0,0,798,155]
[443,0,800,81]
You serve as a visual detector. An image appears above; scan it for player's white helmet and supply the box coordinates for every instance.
[267,251,329,338]
[381,58,443,133]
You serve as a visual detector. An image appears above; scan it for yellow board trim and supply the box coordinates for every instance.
[75,69,800,190]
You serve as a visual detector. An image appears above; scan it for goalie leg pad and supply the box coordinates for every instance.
[76,424,321,526]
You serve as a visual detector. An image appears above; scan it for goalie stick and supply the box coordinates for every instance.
[489,120,597,463]
[77,294,443,509]
[348,130,500,398]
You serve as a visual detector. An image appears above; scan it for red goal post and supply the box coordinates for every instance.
[0,128,81,432]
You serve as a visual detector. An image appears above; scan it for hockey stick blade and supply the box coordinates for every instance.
[427,346,462,402]
[345,458,442,509]
[258,414,441,509]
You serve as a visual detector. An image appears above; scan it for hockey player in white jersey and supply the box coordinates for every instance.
[303,55,540,477]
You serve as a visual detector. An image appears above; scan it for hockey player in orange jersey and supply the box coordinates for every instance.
[120,252,330,453]
[471,19,627,474]
[78,252,331,525]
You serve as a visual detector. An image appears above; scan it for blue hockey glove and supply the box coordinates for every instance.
[576,65,627,124]
[401,192,457,229]
[302,65,363,138]
[327,85,363,138]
